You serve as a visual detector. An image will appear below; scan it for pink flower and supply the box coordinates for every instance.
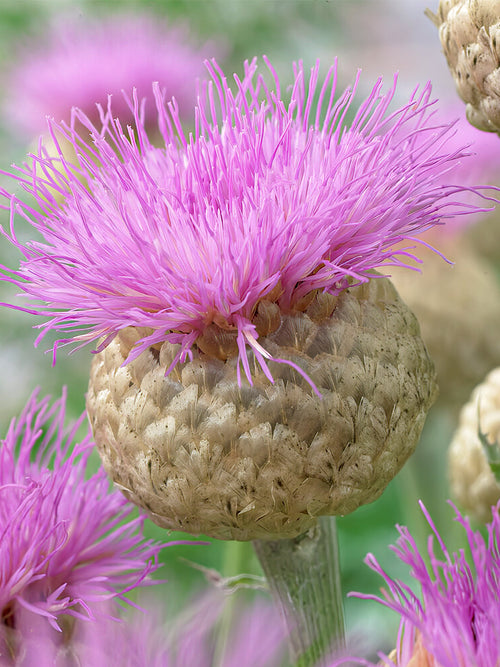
[0,58,493,384]
[0,390,188,639]
[421,105,500,233]
[7,589,287,666]
[120,590,286,667]
[331,502,500,666]
[3,13,212,136]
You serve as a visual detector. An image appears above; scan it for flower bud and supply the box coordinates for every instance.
[449,366,500,521]
[428,0,500,132]
[87,278,437,540]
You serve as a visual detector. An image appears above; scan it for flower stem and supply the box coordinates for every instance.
[212,539,249,665]
[253,516,345,667]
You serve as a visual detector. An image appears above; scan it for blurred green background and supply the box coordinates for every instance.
[0,0,496,662]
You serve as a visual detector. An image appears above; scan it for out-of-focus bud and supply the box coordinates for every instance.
[428,0,500,132]
[449,366,500,521]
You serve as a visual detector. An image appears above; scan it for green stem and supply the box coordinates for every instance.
[212,539,249,666]
[253,516,345,667]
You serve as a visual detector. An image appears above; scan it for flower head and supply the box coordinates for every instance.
[0,389,182,637]
[0,58,492,385]
[3,13,211,137]
[331,501,500,666]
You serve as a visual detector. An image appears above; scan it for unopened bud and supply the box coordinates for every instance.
[428,0,500,132]
[449,366,500,521]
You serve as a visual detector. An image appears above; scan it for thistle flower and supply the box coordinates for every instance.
[0,389,186,660]
[1,58,489,363]
[330,501,500,667]
[2,13,211,137]
[449,366,500,521]
[0,58,490,540]
[427,0,500,133]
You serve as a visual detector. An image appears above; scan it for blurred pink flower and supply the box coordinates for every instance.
[0,389,191,657]
[3,13,213,137]
[7,589,287,666]
[0,58,493,385]
[422,105,500,233]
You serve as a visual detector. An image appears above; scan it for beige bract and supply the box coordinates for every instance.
[390,239,500,411]
[428,0,500,132]
[449,366,500,522]
[87,278,437,541]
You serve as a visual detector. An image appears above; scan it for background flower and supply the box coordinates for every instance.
[0,389,191,660]
[2,12,214,139]
[331,501,500,666]
[449,366,500,521]
[9,588,287,667]
[427,0,500,134]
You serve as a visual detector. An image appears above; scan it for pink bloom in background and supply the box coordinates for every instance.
[331,502,500,666]
[0,58,493,384]
[10,589,287,666]
[3,13,213,137]
[139,589,287,667]
[215,593,287,667]
[420,106,500,233]
[0,390,189,657]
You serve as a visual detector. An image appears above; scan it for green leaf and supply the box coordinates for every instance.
[478,409,500,484]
